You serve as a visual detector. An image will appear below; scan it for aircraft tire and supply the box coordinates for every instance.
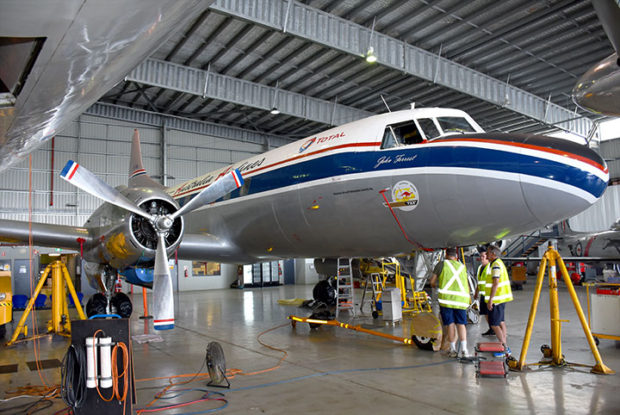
[86,293,107,317]
[412,335,435,351]
[312,280,336,306]
[111,292,133,318]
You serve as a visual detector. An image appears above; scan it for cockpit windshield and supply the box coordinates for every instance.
[436,117,476,135]
[417,118,441,140]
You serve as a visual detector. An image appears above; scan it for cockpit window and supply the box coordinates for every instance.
[417,118,441,140]
[381,121,423,149]
[437,117,476,134]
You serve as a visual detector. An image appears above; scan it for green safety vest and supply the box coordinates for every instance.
[484,258,513,304]
[437,259,469,310]
[476,263,490,298]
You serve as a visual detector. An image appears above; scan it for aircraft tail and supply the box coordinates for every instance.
[128,129,164,189]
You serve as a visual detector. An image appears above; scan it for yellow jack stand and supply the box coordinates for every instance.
[512,246,614,375]
[6,261,86,346]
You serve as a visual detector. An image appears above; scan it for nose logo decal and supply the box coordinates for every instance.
[386,181,419,211]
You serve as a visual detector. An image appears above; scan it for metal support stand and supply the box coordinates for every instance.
[7,261,86,346]
[139,287,153,319]
[512,246,614,375]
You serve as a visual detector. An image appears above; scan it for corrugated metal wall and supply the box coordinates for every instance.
[570,184,620,232]
[0,115,265,226]
[601,138,620,182]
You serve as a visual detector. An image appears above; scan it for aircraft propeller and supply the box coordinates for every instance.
[61,160,243,329]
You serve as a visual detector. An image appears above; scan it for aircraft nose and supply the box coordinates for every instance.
[515,132,608,225]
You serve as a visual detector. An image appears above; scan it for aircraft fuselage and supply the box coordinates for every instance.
[169,108,608,262]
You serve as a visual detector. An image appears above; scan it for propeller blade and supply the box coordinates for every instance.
[170,169,243,220]
[152,233,174,330]
[61,160,153,221]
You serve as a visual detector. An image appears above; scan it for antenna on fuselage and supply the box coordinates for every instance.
[380,94,391,112]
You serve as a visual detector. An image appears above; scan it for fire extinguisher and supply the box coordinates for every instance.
[184,266,189,278]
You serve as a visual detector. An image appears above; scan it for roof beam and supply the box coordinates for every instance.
[86,102,291,147]
[126,58,372,126]
[209,0,593,137]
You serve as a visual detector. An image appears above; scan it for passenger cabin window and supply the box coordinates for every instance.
[381,121,424,149]
[417,118,441,140]
[437,117,476,134]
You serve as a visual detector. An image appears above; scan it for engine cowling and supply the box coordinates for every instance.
[83,187,184,272]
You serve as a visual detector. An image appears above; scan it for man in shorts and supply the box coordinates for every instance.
[430,247,471,358]
[486,243,514,356]
[473,250,493,335]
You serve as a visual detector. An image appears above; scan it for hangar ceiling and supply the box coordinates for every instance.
[100,0,614,141]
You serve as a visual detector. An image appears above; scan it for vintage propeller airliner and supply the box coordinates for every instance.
[0,107,609,329]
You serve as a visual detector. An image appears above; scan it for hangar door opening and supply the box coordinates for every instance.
[243,261,283,287]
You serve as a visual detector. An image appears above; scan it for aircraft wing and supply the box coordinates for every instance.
[0,219,91,250]
[176,233,254,264]
[0,0,213,172]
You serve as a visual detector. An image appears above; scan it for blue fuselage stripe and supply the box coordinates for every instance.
[176,146,607,206]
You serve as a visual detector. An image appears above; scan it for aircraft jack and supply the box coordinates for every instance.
[6,261,86,346]
[510,246,614,375]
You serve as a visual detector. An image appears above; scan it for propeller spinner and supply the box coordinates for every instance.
[61,160,243,330]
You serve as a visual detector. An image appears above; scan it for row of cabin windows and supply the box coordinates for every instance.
[381,117,476,149]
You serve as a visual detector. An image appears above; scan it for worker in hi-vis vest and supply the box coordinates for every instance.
[430,247,471,358]
[485,243,514,356]
[473,250,493,336]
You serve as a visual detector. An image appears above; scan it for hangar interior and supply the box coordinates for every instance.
[1,0,620,414]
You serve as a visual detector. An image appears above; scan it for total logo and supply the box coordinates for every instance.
[299,137,316,153]
[298,131,345,153]
[390,181,419,211]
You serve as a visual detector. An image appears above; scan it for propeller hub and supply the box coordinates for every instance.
[155,216,174,232]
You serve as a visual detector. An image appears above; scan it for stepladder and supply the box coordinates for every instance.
[336,258,355,318]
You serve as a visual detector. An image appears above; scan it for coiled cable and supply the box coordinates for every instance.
[60,344,87,409]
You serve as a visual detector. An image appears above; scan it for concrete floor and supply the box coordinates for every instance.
[2,281,620,414]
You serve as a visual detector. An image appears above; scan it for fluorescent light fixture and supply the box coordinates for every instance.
[270,107,280,115]
[366,46,377,63]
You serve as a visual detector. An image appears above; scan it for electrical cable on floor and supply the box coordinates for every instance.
[61,344,87,409]
[137,389,228,414]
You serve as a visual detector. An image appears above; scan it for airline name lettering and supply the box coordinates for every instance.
[174,157,266,196]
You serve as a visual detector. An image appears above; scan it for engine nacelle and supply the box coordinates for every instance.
[83,187,184,272]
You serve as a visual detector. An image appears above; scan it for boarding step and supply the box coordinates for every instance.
[475,342,508,378]
[477,360,508,378]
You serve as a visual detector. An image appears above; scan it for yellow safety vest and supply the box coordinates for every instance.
[484,258,513,304]
[438,259,469,310]
[476,263,489,298]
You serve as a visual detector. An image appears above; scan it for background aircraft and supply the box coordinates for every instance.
[0,0,213,172]
[0,107,609,328]
[572,0,620,116]
[556,219,620,261]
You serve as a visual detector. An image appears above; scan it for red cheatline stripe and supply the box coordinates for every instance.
[68,163,79,180]
[437,137,608,173]
[172,141,381,198]
[154,319,174,323]
[132,169,146,176]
